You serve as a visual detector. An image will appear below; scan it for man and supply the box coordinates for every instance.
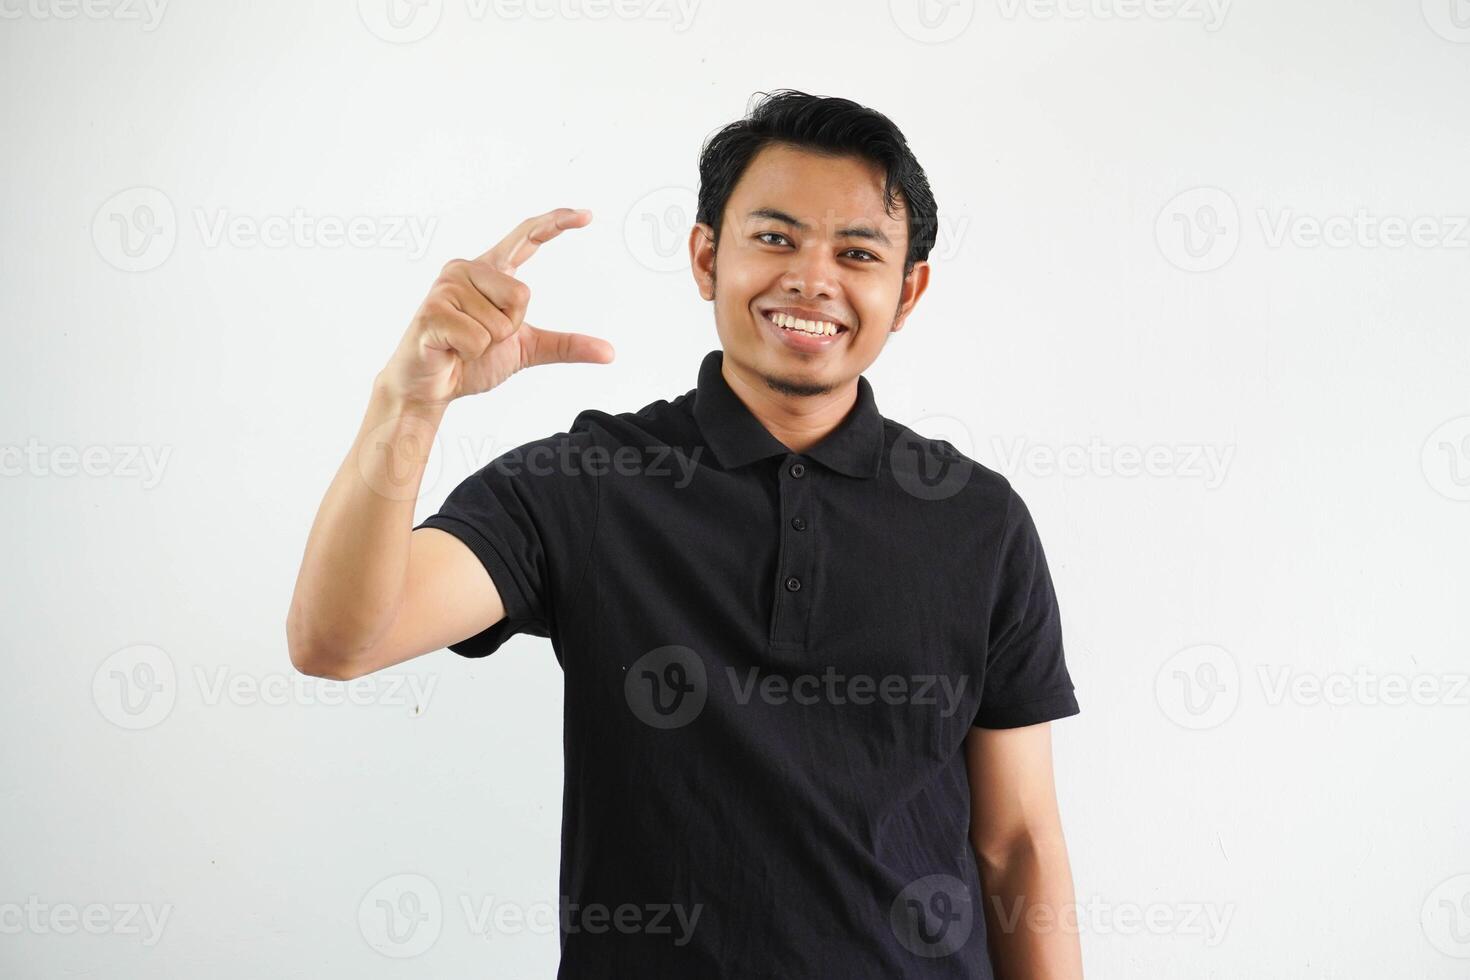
[287,90,1083,978]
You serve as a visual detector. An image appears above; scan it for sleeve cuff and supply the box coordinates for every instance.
[973,688,1080,729]
[414,514,539,645]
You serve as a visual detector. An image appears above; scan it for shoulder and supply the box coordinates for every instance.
[562,386,698,447]
[878,416,1019,517]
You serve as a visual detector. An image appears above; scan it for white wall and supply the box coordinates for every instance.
[3,1,1468,976]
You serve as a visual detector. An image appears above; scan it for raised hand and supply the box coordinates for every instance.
[378,207,615,408]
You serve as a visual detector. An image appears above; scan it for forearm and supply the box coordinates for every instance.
[286,373,447,673]
[975,831,1083,980]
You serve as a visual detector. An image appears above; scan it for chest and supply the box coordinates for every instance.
[587,465,997,678]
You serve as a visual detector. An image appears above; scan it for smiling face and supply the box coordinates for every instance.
[690,143,930,398]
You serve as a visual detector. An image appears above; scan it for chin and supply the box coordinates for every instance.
[760,364,840,398]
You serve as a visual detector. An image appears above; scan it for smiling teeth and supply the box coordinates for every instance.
[771,312,838,336]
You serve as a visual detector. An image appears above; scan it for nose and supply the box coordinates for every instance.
[778,243,839,300]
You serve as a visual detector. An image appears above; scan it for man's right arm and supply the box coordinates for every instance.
[285,207,614,680]
[285,381,509,680]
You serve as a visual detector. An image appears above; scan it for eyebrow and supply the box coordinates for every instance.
[746,207,893,248]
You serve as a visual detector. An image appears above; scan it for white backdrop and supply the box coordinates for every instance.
[3,1,1468,977]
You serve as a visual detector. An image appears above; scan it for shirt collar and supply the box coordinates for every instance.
[691,349,884,479]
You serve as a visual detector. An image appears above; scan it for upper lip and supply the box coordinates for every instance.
[760,306,850,331]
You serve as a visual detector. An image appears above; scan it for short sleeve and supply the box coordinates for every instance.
[973,489,1079,728]
[412,416,602,659]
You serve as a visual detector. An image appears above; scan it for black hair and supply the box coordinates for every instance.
[695,89,938,276]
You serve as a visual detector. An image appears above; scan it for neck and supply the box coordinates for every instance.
[721,358,858,454]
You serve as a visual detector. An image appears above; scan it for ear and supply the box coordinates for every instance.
[689,223,717,301]
[890,260,931,334]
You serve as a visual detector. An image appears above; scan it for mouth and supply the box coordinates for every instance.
[757,307,851,352]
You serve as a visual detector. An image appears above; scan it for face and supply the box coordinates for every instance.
[689,143,930,397]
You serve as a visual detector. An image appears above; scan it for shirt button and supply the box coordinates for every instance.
[784,575,802,592]
[790,517,807,531]
[789,462,806,478]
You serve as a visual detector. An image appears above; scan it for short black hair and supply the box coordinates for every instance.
[696,89,939,276]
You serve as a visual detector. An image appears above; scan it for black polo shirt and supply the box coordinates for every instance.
[413,348,1079,978]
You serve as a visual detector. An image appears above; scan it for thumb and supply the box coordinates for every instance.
[520,322,616,367]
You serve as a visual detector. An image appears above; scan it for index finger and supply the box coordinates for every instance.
[478,207,592,274]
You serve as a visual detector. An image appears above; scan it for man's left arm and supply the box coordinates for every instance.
[966,720,1083,980]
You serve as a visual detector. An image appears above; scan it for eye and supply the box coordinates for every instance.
[755,233,878,263]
